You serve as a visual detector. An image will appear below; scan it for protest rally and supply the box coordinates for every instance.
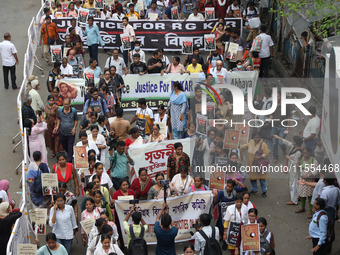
[0,0,340,254]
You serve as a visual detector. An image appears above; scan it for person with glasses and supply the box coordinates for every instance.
[147,172,173,200]
[148,124,166,143]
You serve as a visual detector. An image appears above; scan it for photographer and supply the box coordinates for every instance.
[193,213,220,255]
[123,205,148,250]
[147,172,173,200]
[154,203,178,255]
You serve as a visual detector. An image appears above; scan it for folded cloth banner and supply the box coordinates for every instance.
[53,18,242,51]
[228,71,258,96]
[128,138,192,179]
[115,191,213,245]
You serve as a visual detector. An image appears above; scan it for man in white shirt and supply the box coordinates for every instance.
[112,6,125,20]
[198,63,219,84]
[129,41,146,63]
[105,48,128,75]
[194,213,219,255]
[303,105,320,157]
[28,80,45,114]
[187,7,205,20]
[209,60,229,84]
[122,17,137,66]
[0,33,19,89]
[60,57,73,78]
[66,18,83,41]
[254,25,274,78]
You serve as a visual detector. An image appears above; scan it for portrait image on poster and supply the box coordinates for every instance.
[50,45,62,63]
[204,34,216,51]
[205,7,215,20]
[78,8,89,24]
[182,38,193,55]
[120,34,131,50]
[95,0,105,9]
[196,114,208,135]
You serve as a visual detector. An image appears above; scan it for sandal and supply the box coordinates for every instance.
[286,201,297,205]
[50,153,56,159]
[295,209,305,213]
[307,213,313,219]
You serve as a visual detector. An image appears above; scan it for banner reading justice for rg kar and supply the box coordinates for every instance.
[54,18,242,50]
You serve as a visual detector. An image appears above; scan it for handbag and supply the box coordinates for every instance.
[250,36,262,52]
[253,141,269,173]
[46,23,56,45]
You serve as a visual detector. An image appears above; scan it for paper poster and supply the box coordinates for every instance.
[29,208,47,235]
[50,45,62,63]
[227,221,241,246]
[89,8,98,18]
[205,7,215,20]
[55,11,64,18]
[136,117,146,137]
[221,201,233,218]
[241,224,261,251]
[182,38,193,55]
[137,1,144,13]
[62,2,69,13]
[63,46,70,58]
[215,157,228,167]
[148,13,158,20]
[235,124,249,145]
[80,217,96,235]
[154,121,167,136]
[105,0,115,5]
[84,68,94,81]
[171,7,179,19]
[206,101,215,119]
[209,171,225,190]
[196,114,208,135]
[223,129,240,150]
[78,8,89,24]
[74,146,88,169]
[233,9,241,17]
[120,34,131,50]
[248,17,261,28]
[204,34,216,51]
[41,173,59,196]
[128,15,138,21]
[95,0,105,9]
[226,42,239,60]
[117,195,134,201]
[17,244,37,255]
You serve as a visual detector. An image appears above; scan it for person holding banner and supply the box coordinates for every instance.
[83,16,105,63]
[49,193,77,255]
[166,57,186,74]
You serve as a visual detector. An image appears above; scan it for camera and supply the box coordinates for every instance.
[192,223,201,229]
[108,135,119,150]
[129,199,139,206]
[160,180,170,187]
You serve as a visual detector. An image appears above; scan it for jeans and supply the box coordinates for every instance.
[172,128,183,140]
[123,41,135,67]
[59,133,75,162]
[271,126,287,160]
[304,138,317,157]
[57,238,73,255]
[88,44,99,63]
[3,65,17,89]
[250,179,267,193]
[259,57,270,78]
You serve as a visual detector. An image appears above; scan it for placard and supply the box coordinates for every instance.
[220,201,233,219]
[227,221,241,246]
[55,12,64,18]
[50,45,62,63]
[41,173,59,196]
[74,146,88,169]
[120,34,131,50]
[241,223,260,251]
[95,0,105,9]
[196,114,208,135]
[148,13,158,20]
[154,121,167,136]
[206,101,215,119]
[223,129,240,150]
[78,8,89,24]
[226,42,239,60]
[136,117,146,137]
[233,9,241,17]
[80,217,96,235]
[209,171,225,190]
[205,7,215,20]
[248,17,261,28]
[117,195,134,201]
[171,7,179,19]
[84,68,94,82]
[235,124,249,145]
[29,208,47,235]
[63,46,71,58]
[89,8,98,18]
[204,34,216,51]
[17,244,37,255]
[182,38,193,55]
[62,2,69,13]
[215,157,228,167]
[137,1,144,13]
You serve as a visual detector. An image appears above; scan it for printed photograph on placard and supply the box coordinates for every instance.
[223,129,240,150]
[241,224,261,252]
[171,7,179,19]
[78,8,89,24]
[235,124,249,145]
[120,34,131,50]
[41,173,59,196]
[182,38,193,55]
[56,80,79,100]
[226,42,239,60]
[88,8,98,17]
[95,0,105,9]
[55,11,63,18]
[209,170,225,190]
[63,47,70,58]
[29,208,47,235]
[74,146,88,169]
[196,114,208,135]
[205,7,215,19]
[206,101,215,119]
[84,69,94,82]
[62,2,68,13]
[136,117,146,137]
[50,45,62,63]
[204,34,216,51]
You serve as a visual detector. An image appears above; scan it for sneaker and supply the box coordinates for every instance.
[262,192,267,198]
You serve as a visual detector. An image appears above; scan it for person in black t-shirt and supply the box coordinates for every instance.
[130,53,147,75]
[147,50,164,74]
[221,26,232,53]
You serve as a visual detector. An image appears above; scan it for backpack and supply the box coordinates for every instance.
[199,226,222,255]
[260,229,271,254]
[128,225,148,255]
[317,211,335,243]
[33,167,43,195]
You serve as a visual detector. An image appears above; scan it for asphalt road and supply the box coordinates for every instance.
[1,1,340,254]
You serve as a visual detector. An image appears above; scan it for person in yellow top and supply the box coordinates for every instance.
[130,98,154,136]
[123,205,148,248]
[126,3,141,19]
[186,56,203,74]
